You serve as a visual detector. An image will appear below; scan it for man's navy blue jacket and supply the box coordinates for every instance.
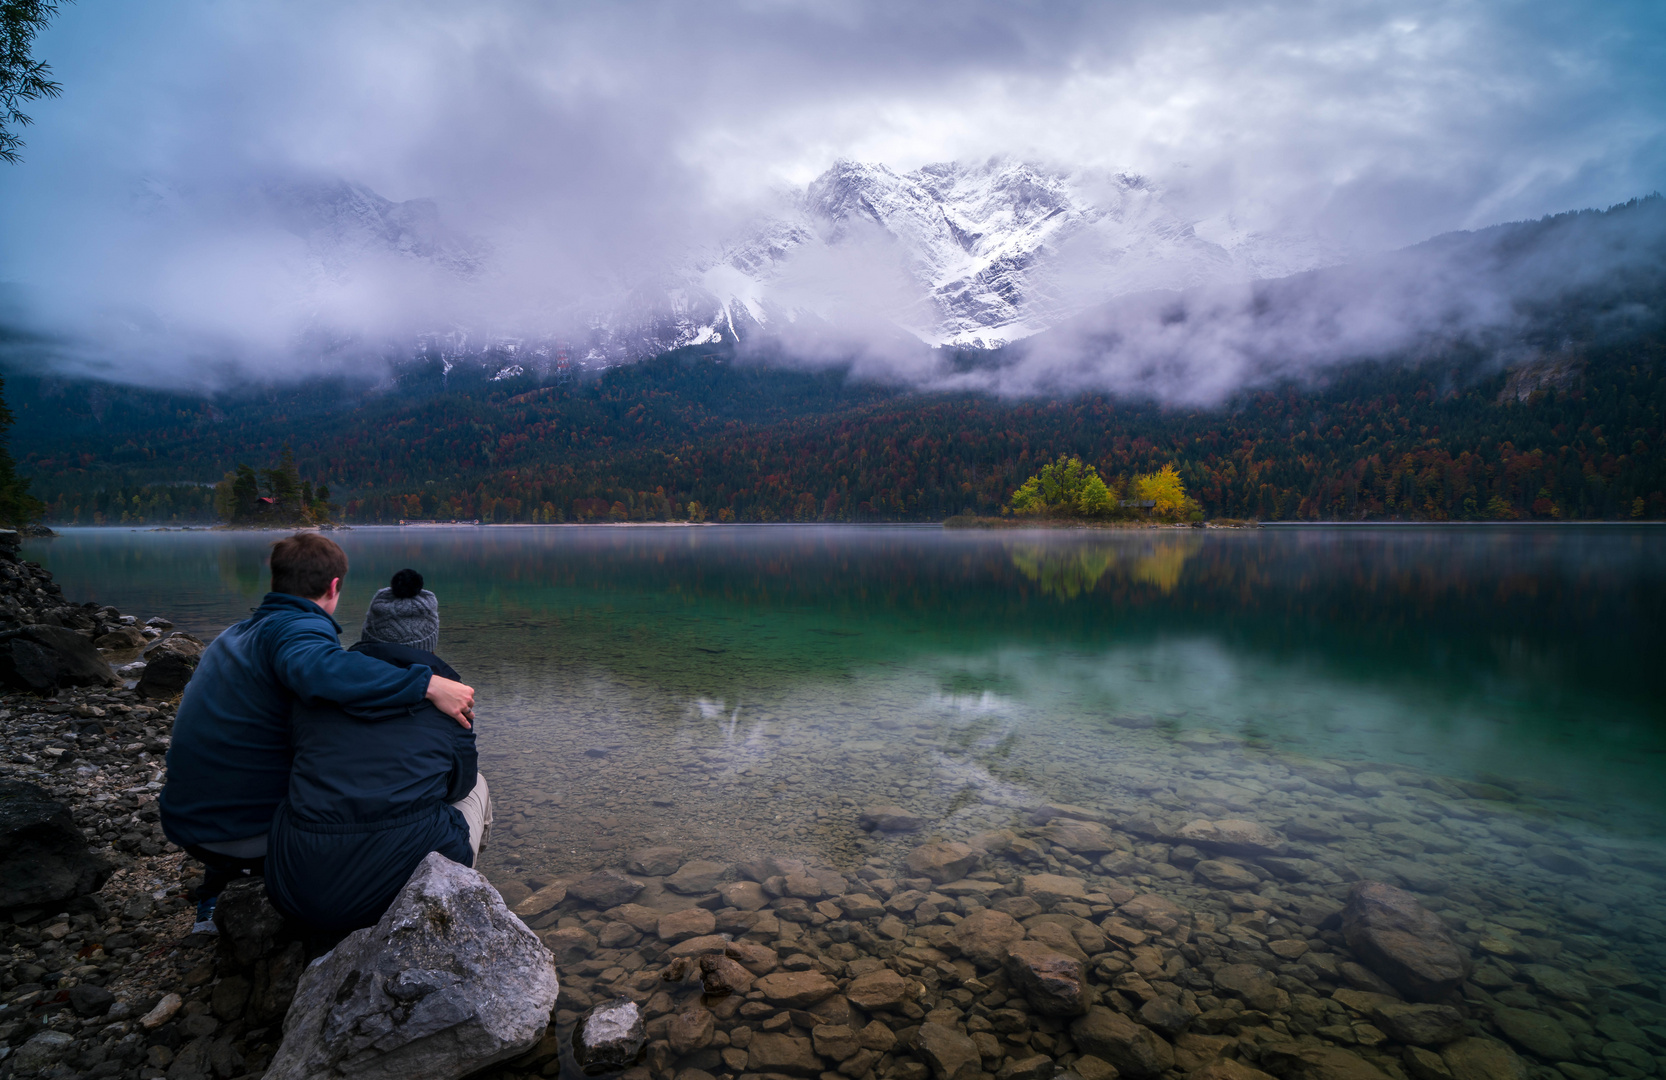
[160,593,433,849]
[265,641,476,932]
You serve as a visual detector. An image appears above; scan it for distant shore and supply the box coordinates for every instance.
[941,515,1250,530]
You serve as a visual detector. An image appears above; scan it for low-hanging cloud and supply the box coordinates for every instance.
[0,0,1662,394]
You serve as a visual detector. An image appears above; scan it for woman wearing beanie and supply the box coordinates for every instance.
[265,568,494,935]
[361,568,440,653]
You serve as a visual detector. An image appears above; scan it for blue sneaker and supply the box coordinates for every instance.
[191,895,219,936]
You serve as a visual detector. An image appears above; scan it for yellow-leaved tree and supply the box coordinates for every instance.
[1132,463,1200,521]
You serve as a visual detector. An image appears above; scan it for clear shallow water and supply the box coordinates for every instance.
[24,524,1666,1068]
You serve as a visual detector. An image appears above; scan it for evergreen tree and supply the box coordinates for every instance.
[0,375,42,526]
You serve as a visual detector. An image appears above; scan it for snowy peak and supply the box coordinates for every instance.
[679,158,1343,351]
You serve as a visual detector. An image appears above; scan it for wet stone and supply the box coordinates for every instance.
[1440,1037,1529,1080]
[846,968,914,1011]
[700,953,755,996]
[755,969,839,1007]
[1341,880,1471,1002]
[1373,1002,1468,1046]
[575,998,649,1075]
[666,859,731,894]
[1039,818,1120,854]
[1004,940,1090,1016]
[668,1007,716,1053]
[1490,1007,1574,1061]
[571,869,646,907]
[915,1022,981,1080]
[1021,873,1087,907]
[1195,859,1262,889]
[859,806,926,832]
[905,840,981,884]
[628,845,688,876]
[1070,1005,1176,1080]
[1212,963,1289,1013]
[1174,818,1287,856]
[746,1031,823,1076]
[659,907,718,942]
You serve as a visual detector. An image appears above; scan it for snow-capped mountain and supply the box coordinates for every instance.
[681,158,1347,351]
[251,159,1347,369]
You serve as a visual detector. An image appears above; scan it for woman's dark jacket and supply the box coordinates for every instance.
[265,642,475,932]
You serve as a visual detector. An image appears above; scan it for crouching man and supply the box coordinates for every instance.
[264,568,492,935]
[159,535,476,932]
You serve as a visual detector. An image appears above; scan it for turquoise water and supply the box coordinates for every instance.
[26,523,1666,864]
[31,523,1666,1074]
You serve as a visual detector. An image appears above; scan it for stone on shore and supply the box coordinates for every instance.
[573,998,647,1075]
[0,624,119,692]
[265,853,559,1080]
[1341,881,1472,1001]
[136,633,205,698]
[0,779,112,909]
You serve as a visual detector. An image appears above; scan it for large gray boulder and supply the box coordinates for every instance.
[0,624,118,692]
[0,779,112,911]
[265,853,559,1080]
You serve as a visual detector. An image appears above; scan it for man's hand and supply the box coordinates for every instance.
[426,675,476,729]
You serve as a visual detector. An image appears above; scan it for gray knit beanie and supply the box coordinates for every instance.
[360,568,439,653]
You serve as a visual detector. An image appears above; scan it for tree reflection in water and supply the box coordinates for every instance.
[1009,534,1201,597]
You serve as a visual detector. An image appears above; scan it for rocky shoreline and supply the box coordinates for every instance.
[1,534,1664,1080]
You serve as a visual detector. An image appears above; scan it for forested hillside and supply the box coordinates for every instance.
[8,333,1664,524]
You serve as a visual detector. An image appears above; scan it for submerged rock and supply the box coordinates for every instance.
[265,853,558,1080]
[905,839,980,883]
[915,1022,981,1080]
[0,779,112,910]
[1004,940,1090,1016]
[1070,1006,1174,1079]
[573,998,647,1075]
[1341,880,1471,1001]
[858,805,925,832]
[1174,818,1287,856]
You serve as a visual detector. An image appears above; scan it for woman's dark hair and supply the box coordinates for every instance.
[390,568,425,599]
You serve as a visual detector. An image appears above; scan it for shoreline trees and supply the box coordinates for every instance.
[1007,455,1201,522]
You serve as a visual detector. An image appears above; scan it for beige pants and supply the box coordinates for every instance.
[450,772,494,862]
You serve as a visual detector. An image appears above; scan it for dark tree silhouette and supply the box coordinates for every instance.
[1,0,69,165]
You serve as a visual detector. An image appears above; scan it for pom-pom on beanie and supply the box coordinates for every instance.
[360,568,439,653]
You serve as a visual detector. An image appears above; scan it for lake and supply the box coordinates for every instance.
[24,523,1666,1073]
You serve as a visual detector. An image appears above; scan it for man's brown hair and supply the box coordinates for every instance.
[270,533,348,599]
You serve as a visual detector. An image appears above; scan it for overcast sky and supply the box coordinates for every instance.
[1,0,1662,386]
